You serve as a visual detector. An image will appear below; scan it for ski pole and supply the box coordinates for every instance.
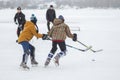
[76,40,103,53]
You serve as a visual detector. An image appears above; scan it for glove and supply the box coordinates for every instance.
[18,25,22,30]
[73,33,77,41]
[36,30,39,33]
[42,34,50,40]
[15,22,18,25]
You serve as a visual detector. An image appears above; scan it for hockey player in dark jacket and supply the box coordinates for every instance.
[14,7,26,37]
[46,5,56,31]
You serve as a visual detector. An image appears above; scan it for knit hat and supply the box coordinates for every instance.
[30,14,37,24]
[58,15,64,21]
[50,5,53,8]
[17,6,21,10]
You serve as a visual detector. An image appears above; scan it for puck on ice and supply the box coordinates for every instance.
[92,59,95,61]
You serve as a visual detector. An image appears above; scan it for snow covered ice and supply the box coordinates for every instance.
[0,8,120,80]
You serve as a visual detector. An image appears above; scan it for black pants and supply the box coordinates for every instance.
[47,21,53,31]
[17,25,24,37]
[50,41,66,54]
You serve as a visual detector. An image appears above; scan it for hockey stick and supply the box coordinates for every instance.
[77,40,103,53]
[46,38,91,52]
[66,44,92,52]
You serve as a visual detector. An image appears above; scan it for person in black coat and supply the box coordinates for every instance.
[14,7,26,37]
[46,5,56,31]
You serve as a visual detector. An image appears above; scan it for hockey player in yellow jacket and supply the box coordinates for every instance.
[18,21,42,43]
[18,14,47,69]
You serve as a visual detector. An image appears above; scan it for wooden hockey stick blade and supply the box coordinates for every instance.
[83,46,92,52]
[92,49,103,53]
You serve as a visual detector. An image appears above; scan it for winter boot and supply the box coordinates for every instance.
[31,59,38,66]
[20,62,29,69]
[20,53,29,69]
[44,53,54,67]
[30,53,38,66]
[54,54,60,66]
[44,58,51,67]
[54,51,65,66]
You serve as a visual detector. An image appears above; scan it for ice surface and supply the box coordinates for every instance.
[0,8,120,80]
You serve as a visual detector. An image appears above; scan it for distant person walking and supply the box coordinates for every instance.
[46,5,56,31]
[14,6,26,37]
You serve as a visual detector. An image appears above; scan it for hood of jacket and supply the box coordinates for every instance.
[24,21,34,28]
[53,18,63,26]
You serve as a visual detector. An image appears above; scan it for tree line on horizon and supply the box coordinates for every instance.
[0,0,120,9]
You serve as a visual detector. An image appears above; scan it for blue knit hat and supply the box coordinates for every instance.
[30,14,37,21]
[58,15,64,21]
[30,14,37,24]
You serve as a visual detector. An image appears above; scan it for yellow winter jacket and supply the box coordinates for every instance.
[18,21,43,43]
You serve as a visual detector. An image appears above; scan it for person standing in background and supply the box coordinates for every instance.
[14,6,26,37]
[46,5,56,31]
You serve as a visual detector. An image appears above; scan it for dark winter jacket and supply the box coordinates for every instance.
[14,12,26,25]
[48,18,73,41]
[46,8,56,22]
